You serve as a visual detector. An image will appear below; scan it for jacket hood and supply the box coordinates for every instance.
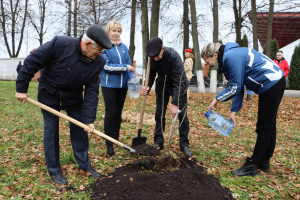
[224,42,240,52]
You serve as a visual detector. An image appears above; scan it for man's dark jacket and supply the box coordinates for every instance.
[16,36,105,123]
[147,47,189,105]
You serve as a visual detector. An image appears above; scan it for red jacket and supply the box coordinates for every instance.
[273,59,289,77]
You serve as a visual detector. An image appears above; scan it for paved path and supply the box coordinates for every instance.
[190,86,300,98]
[281,90,300,97]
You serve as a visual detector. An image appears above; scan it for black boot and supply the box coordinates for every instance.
[258,159,270,172]
[51,173,68,185]
[154,142,164,150]
[85,167,102,178]
[231,157,258,176]
[107,146,115,157]
[181,147,192,157]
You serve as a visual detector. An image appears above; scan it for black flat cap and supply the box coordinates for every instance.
[146,37,163,57]
[86,24,112,49]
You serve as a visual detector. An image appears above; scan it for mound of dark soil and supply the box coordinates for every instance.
[86,156,233,200]
[132,143,161,156]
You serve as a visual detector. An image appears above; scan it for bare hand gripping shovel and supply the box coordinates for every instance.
[132,57,151,147]
[26,97,135,153]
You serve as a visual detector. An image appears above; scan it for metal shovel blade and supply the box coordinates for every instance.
[132,129,147,147]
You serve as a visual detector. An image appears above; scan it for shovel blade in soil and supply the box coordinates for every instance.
[132,129,147,147]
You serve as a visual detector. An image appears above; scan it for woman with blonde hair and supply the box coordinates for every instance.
[201,42,285,176]
[101,20,135,157]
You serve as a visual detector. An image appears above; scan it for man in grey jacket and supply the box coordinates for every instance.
[142,37,191,157]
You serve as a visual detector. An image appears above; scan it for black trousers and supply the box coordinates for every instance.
[154,91,190,149]
[101,86,128,147]
[41,108,91,176]
[251,77,286,163]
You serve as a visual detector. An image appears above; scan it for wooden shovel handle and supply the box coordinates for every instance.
[26,97,135,152]
[138,57,151,130]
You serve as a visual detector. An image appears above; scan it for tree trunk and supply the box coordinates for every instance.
[213,0,218,43]
[209,70,217,93]
[0,0,28,58]
[28,0,46,46]
[16,0,28,57]
[183,0,189,58]
[189,0,205,93]
[150,0,160,38]
[140,0,149,74]
[233,0,242,46]
[0,0,12,57]
[67,0,72,36]
[265,0,274,57]
[189,0,201,71]
[211,0,219,93]
[74,0,78,37]
[251,0,258,51]
[129,0,136,63]
[39,0,46,45]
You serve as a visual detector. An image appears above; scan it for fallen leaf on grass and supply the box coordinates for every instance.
[294,184,300,188]
[79,185,85,190]
[284,167,293,172]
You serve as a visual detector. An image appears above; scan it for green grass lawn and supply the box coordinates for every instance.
[0,81,299,199]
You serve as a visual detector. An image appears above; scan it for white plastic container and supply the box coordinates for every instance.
[128,74,140,98]
[204,109,234,136]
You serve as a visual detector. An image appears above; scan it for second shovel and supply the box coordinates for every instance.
[132,57,151,147]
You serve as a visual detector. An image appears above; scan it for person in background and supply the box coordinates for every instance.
[244,85,252,102]
[246,89,252,102]
[184,49,193,100]
[16,61,22,74]
[201,42,285,176]
[15,24,112,185]
[101,20,135,157]
[142,37,192,157]
[273,51,289,84]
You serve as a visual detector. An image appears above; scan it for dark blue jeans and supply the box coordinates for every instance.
[41,108,91,176]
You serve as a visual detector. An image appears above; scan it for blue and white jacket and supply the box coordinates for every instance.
[217,42,284,112]
[101,43,132,88]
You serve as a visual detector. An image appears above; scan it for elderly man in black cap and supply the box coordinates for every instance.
[15,24,112,185]
[142,37,192,157]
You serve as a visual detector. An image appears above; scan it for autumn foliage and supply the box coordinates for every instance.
[0,81,299,199]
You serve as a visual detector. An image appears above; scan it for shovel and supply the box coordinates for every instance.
[26,97,135,153]
[132,57,151,147]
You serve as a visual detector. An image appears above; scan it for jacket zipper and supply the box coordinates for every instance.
[115,46,122,64]
[115,46,123,88]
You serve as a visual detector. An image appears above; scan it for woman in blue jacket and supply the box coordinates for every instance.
[201,43,286,176]
[101,20,135,157]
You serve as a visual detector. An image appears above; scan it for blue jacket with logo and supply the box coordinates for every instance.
[16,36,105,123]
[216,42,284,112]
[101,43,132,88]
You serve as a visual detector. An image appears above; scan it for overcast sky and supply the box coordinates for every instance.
[0,0,299,66]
